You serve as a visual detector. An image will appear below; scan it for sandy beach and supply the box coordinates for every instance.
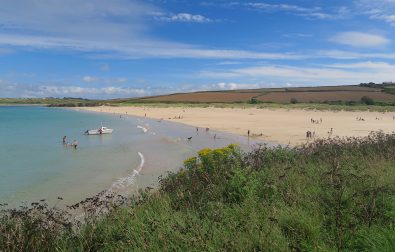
[79,106,395,146]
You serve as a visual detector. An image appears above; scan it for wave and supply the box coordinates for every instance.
[137,125,148,133]
[110,152,145,191]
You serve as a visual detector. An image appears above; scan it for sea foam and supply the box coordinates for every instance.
[110,152,145,191]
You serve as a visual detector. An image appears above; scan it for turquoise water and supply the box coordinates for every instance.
[0,106,258,207]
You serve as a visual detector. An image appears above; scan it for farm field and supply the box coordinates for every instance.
[256,91,395,103]
[135,84,395,104]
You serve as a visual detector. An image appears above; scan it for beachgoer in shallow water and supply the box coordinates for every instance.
[62,136,67,145]
[71,140,78,149]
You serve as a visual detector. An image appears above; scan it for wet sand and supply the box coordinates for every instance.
[78,106,395,146]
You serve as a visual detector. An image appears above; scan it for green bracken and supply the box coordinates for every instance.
[1,133,394,251]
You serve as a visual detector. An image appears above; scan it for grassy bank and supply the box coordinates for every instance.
[110,101,395,112]
[1,133,394,251]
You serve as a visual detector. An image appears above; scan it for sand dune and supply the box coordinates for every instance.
[79,106,395,146]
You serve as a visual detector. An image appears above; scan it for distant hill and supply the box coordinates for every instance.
[3,84,395,106]
[117,84,395,104]
[0,97,102,107]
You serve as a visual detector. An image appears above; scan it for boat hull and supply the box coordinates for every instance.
[85,128,114,135]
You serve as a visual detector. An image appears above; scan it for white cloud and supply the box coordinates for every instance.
[152,12,212,23]
[356,0,395,26]
[0,0,261,60]
[82,76,98,83]
[38,85,147,97]
[241,2,347,20]
[0,33,310,59]
[317,50,395,60]
[0,80,149,99]
[330,32,390,48]
[199,61,395,85]
[82,76,128,84]
[203,82,260,91]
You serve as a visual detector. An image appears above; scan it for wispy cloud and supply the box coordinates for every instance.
[330,32,391,48]
[199,61,395,85]
[0,0,306,61]
[151,12,213,23]
[82,76,128,84]
[82,76,98,83]
[0,80,148,99]
[203,82,260,91]
[223,2,348,20]
[0,33,309,60]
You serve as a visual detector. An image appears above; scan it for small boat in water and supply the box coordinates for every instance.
[84,126,114,135]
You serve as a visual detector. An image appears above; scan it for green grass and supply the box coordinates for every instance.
[3,95,395,112]
[1,133,394,251]
[108,101,395,112]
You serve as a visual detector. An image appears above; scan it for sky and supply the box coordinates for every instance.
[1,0,395,99]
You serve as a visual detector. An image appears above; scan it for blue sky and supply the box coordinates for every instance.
[1,0,395,99]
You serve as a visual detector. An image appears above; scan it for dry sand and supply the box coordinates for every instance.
[78,106,395,146]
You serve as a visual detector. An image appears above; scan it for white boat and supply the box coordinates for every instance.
[84,126,114,135]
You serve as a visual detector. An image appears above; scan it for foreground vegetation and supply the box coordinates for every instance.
[1,133,394,251]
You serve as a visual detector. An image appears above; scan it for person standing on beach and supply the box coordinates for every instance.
[248,130,250,137]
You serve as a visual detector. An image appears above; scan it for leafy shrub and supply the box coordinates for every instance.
[361,96,375,105]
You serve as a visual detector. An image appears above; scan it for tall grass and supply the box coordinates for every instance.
[1,133,394,251]
[111,101,395,112]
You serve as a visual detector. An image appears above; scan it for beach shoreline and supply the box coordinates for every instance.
[76,106,395,146]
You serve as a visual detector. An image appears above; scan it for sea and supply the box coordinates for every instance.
[0,106,261,208]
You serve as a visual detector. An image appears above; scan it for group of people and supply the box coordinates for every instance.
[310,118,323,124]
[306,131,315,139]
[190,127,216,140]
[356,117,366,121]
[62,136,78,149]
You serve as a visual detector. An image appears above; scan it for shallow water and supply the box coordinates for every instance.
[0,106,265,208]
